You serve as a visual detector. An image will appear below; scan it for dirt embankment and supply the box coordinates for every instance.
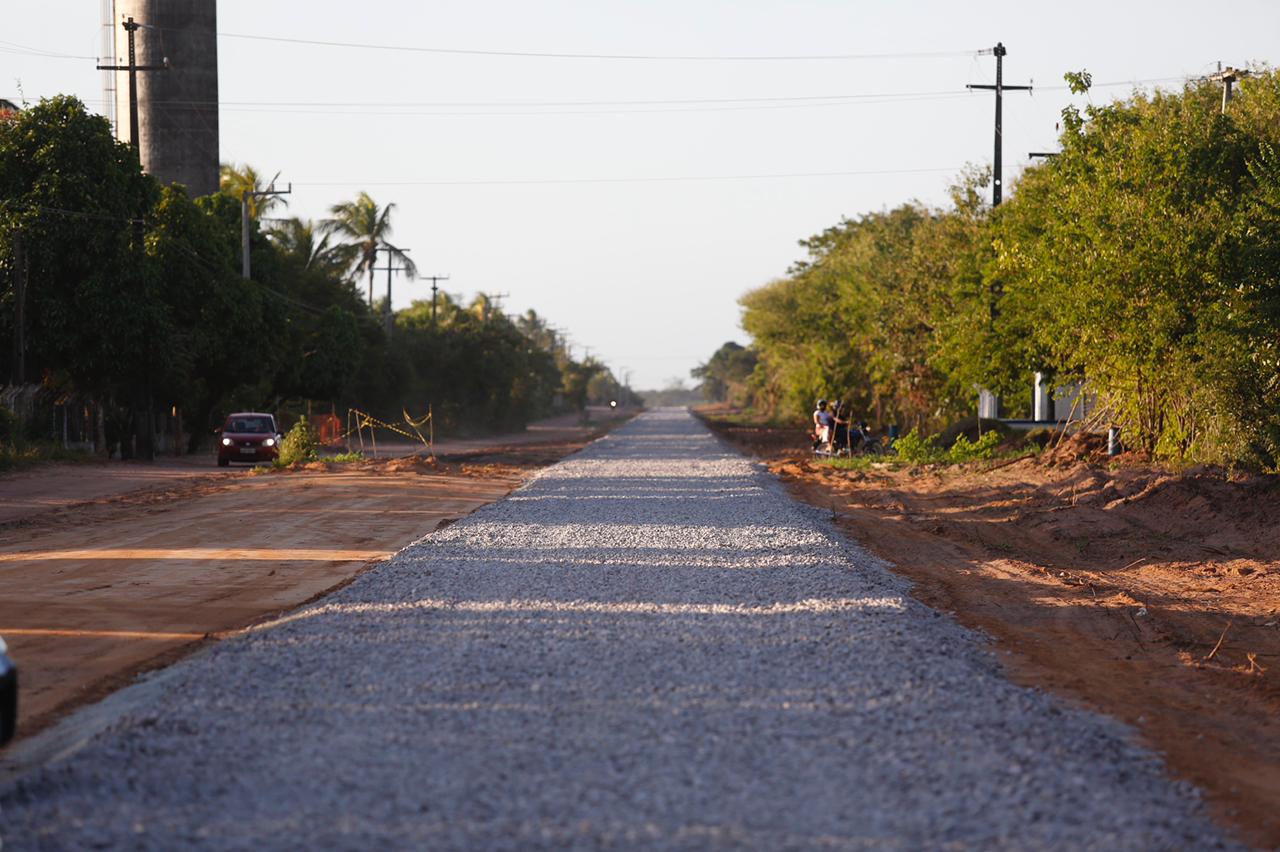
[702,412,1280,849]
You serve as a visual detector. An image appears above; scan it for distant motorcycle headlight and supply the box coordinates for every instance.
[221,437,232,446]
[264,438,276,447]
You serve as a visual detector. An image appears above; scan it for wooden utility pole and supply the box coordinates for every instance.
[966,43,1030,421]
[241,182,291,279]
[97,17,167,162]
[11,231,25,385]
[97,16,167,460]
[423,275,450,327]
[372,246,412,336]
[1208,64,1252,113]
[480,292,510,324]
[967,43,1032,207]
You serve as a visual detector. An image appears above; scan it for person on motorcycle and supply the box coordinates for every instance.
[831,401,851,454]
[812,399,834,451]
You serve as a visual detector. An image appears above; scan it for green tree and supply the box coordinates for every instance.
[0,95,158,419]
[268,217,348,278]
[691,341,757,404]
[324,192,416,307]
[219,163,288,220]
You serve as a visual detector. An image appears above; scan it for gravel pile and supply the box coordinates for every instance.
[0,409,1235,849]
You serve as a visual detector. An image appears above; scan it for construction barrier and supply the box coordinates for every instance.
[344,406,433,457]
[313,413,343,445]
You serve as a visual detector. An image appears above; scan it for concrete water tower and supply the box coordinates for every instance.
[107,0,219,197]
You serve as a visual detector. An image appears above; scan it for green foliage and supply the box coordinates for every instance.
[892,429,943,464]
[947,430,1002,463]
[821,455,883,472]
[0,441,92,471]
[0,95,157,396]
[0,97,590,458]
[276,416,319,466]
[740,168,992,427]
[0,406,15,445]
[691,341,758,403]
[727,70,1280,468]
[1064,69,1093,95]
[328,450,364,463]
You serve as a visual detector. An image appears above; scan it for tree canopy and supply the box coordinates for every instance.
[1,95,602,454]
[730,70,1280,466]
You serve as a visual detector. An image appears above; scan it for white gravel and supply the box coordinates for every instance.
[0,409,1236,849]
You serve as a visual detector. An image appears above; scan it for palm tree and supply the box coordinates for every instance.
[219,163,288,220]
[266,217,350,278]
[324,191,416,307]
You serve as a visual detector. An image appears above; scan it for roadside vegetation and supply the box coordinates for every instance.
[0,96,638,459]
[695,70,1280,468]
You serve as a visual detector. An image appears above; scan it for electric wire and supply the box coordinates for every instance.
[215,32,978,62]
[290,166,980,188]
[61,75,1189,121]
[0,39,97,61]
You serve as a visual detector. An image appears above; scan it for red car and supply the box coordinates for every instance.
[217,412,282,466]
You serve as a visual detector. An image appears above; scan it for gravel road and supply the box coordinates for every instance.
[0,410,1234,849]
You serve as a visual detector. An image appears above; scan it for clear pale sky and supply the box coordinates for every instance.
[6,1,1278,388]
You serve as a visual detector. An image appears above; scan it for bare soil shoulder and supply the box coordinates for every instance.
[0,422,627,741]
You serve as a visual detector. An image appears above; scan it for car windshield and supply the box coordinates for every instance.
[226,416,274,434]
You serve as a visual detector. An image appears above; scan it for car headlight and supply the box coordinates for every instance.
[264,438,276,447]
[221,437,232,446]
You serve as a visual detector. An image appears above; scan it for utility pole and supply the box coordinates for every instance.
[11,231,25,385]
[967,42,1031,422]
[967,43,1032,207]
[241,182,291,279]
[97,18,168,461]
[96,17,167,166]
[421,275,450,328]
[1208,63,1252,113]
[479,292,510,323]
[372,245,412,336]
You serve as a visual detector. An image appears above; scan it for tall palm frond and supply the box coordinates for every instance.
[323,191,415,307]
[219,163,288,219]
[266,217,350,277]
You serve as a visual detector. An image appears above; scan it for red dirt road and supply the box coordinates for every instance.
[0,411,633,740]
[0,463,522,736]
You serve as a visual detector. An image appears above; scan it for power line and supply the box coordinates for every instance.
[216,32,978,62]
[48,75,1189,121]
[295,166,967,188]
[0,199,144,224]
[0,39,96,61]
[117,76,1191,110]
[215,93,971,118]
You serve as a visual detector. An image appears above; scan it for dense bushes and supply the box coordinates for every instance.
[276,416,319,467]
[721,70,1280,467]
[0,96,604,454]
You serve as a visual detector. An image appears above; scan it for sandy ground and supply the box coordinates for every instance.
[700,411,1280,849]
[0,412,631,741]
[0,458,222,525]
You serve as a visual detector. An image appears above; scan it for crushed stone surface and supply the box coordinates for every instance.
[0,410,1236,849]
